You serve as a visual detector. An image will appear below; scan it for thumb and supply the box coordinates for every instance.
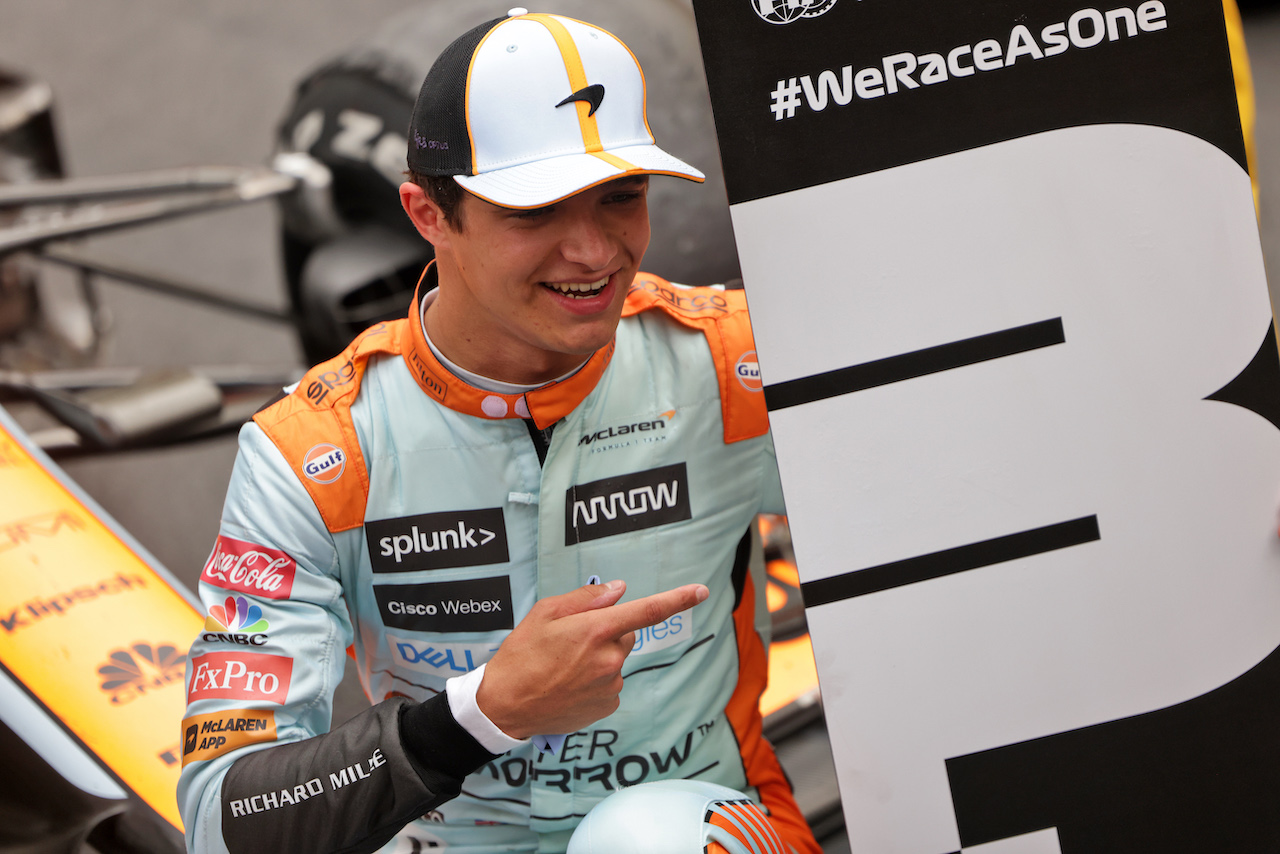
[542,579,627,619]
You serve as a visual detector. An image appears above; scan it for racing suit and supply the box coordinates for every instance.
[177,268,818,854]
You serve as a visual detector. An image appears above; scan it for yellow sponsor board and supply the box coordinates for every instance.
[0,423,202,830]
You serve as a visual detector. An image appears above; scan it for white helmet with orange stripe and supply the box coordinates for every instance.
[567,780,791,854]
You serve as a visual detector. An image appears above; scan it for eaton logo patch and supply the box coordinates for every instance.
[366,508,509,573]
[203,595,270,646]
[303,443,345,484]
[565,463,692,544]
[388,634,499,676]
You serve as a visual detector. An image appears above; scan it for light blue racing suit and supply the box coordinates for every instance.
[177,271,814,853]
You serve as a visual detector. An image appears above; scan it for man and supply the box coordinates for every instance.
[178,10,819,853]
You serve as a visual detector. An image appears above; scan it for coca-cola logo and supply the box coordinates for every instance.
[201,536,297,600]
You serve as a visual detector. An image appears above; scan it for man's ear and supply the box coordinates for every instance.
[400,181,452,248]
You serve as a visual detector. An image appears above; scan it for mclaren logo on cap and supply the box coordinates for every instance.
[557,84,606,117]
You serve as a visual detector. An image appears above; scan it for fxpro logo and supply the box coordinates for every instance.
[303,443,345,484]
[366,508,509,573]
[754,0,837,25]
[188,651,293,705]
[564,463,692,544]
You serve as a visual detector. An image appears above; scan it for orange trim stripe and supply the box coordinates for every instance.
[725,570,822,854]
[464,19,506,176]
[527,14,603,153]
[727,801,788,853]
[591,150,639,172]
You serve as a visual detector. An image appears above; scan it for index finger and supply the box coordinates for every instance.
[599,584,709,638]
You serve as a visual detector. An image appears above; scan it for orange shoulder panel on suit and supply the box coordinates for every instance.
[623,274,770,443]
[253,321,404,533]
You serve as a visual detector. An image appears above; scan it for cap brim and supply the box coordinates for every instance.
[454,143,705,209]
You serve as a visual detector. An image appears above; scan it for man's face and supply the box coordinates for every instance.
[428,176,651,383]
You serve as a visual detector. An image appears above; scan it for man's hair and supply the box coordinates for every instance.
[407,170,465,231]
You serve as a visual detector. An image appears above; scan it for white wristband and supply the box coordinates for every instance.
[445,663,529,754]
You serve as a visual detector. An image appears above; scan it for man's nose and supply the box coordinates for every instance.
[559,212,614,268]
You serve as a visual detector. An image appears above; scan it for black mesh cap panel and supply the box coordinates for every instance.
[406,16,506,176]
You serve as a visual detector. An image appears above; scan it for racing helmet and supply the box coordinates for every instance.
[566,780,789,854]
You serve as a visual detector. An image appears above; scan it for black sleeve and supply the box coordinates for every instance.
[220,695,499,854]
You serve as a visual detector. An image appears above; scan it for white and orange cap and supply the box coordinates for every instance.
[406,8,705,209]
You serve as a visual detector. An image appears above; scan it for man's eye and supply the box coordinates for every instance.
[606,192,643,205]
[513,206,554,220]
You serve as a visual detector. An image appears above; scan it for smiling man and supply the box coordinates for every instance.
[178,10,818,854]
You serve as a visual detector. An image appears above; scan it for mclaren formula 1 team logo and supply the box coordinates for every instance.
[753,0,837,25]
[565,463,692,544]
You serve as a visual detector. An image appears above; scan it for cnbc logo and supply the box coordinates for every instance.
[203,595,270,646]
[97,642,187,705]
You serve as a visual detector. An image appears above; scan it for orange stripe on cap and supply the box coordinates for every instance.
[591,150,639,172]
[526,14,604,153]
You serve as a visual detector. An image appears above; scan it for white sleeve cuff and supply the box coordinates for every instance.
[445,663,529,754]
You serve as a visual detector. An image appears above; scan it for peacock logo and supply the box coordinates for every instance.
[97,642,187,705]
[201,596,271,646]
[206,595,270,634]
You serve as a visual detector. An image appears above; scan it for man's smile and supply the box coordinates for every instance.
[541,276,610,299]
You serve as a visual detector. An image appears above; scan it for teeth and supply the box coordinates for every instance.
[544,276,608,298]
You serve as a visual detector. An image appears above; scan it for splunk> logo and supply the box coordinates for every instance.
[366,508,509,573]
[302,443,345,484]
[97,642,187,705]
[203,595,270,646]
[565,462,692,544]
[753,0,837,25]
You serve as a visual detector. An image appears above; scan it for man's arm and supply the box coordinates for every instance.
[178,424,494,854]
